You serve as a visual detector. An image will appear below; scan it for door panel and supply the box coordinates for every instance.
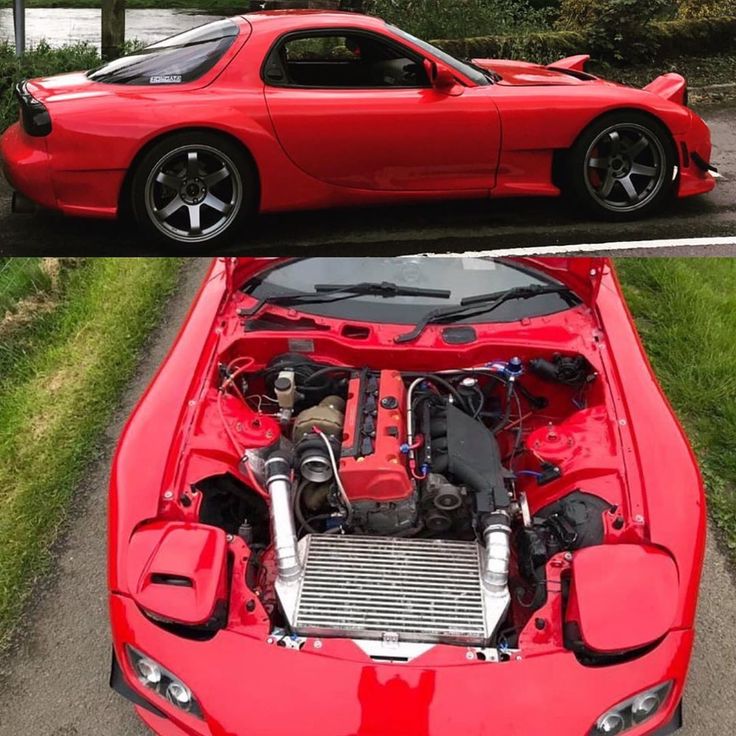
[264,87,501,191]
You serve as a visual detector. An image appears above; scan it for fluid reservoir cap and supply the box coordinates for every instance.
[274,376,293,392]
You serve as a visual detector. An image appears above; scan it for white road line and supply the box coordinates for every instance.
[420,236,736,257]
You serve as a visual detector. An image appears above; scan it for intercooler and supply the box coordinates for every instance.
[285,535,493,645]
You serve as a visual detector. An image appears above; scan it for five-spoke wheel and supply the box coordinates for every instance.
[131,132,256,248]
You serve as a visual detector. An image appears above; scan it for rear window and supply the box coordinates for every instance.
[88,19,239,86]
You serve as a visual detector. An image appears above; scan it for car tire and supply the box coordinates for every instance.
[130,131,257,249]
[567,111,677,221]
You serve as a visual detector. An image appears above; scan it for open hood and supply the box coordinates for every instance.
[473,59,598,86]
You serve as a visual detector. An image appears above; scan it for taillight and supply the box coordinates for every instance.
[15,81,52,137]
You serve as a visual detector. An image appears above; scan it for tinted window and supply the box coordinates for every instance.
[88,19,239,86]
[264,31,429,88]
[243,258,579,324]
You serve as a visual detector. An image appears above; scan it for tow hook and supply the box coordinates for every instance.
[691,152,719,175]
[11,191,37,214]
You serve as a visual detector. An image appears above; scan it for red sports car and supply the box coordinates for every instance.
[0,11,718,248]
[109,256,705,736]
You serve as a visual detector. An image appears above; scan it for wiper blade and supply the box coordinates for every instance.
[240,281,451,317]
[462,57,500,82]
[395,285,576,344]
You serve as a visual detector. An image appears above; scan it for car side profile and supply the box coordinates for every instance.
[0,11,717,247]
[108,257,705,736]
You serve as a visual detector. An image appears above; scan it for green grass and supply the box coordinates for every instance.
[617,258,736,558]
[0,257,181,650]
[0,258,52,316]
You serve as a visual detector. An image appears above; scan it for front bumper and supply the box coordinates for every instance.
[111,593,693,736]
[676,111,717,199]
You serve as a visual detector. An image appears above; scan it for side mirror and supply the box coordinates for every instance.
[423,59,462,94]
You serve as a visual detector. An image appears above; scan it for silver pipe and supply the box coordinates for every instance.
[265,453,302,582]
[481,512,511,596]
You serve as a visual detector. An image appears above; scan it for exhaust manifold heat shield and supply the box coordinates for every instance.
[275,534,509,646]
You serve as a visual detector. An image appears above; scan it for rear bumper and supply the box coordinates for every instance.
[111,593,692,736]
[0,122,57,210]
[0,121,123,218]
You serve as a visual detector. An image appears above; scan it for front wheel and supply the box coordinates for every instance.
[130,132,257,248]
[568,112,677,221]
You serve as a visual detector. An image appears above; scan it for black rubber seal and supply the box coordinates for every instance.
[652,700,683,735]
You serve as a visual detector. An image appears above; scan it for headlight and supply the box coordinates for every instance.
[126,645,203,719]
[591,682,673,735]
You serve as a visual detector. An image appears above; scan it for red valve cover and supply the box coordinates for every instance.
[339,370,414,502]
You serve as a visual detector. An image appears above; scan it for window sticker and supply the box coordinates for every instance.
[150,75,183,85]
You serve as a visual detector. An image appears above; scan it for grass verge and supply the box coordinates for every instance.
[0,257,181,651]
[0,258,52,316]
[617,258,736,559]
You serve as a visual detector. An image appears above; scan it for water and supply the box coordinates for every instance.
[0,8,223,51]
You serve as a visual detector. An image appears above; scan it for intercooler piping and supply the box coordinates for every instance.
[481,511,512,598]
[265,450,303,582]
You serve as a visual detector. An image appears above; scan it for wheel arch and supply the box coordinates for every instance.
[552,106,678,191]
[118,126,262,216]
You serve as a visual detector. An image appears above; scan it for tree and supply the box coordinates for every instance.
[102,0,126,61]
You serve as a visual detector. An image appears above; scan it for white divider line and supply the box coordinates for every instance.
[418,236,736,258]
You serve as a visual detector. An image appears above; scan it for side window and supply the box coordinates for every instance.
[264,31,429,89]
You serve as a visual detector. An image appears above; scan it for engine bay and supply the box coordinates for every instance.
[156,335,647,661]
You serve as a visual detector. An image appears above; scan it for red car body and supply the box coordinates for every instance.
[108,257,705,736]
[0,11,715,228]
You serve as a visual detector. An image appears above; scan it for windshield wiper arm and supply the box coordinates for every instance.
[314,282,451,298]
[240,281,451,317]
[395,285,577,344]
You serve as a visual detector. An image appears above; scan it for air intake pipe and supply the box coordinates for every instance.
[265,450,302,582]
[481,511,511,597]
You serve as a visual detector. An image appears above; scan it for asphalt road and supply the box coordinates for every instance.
[0,260,735,735]
[0,106,734,258]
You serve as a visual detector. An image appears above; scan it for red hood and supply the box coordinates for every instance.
[473,59,599,86]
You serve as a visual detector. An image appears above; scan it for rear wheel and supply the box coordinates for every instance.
[131,132,257,248]
[568,112,677,220]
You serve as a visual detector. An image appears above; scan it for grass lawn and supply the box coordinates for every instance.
[617,258,736,558]
[0,257,180,651]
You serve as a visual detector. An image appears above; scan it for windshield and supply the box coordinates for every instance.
[88,19,239,86]
[242,258,579,324]
[387,24,492,86]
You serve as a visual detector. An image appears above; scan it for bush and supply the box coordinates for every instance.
[677,0,736,18]
[1,41,100,133]
[432,15,736,64]
[434,29,585,64]
[557,0,675,60]
[366,0,558,38]
[651,16,736,57]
